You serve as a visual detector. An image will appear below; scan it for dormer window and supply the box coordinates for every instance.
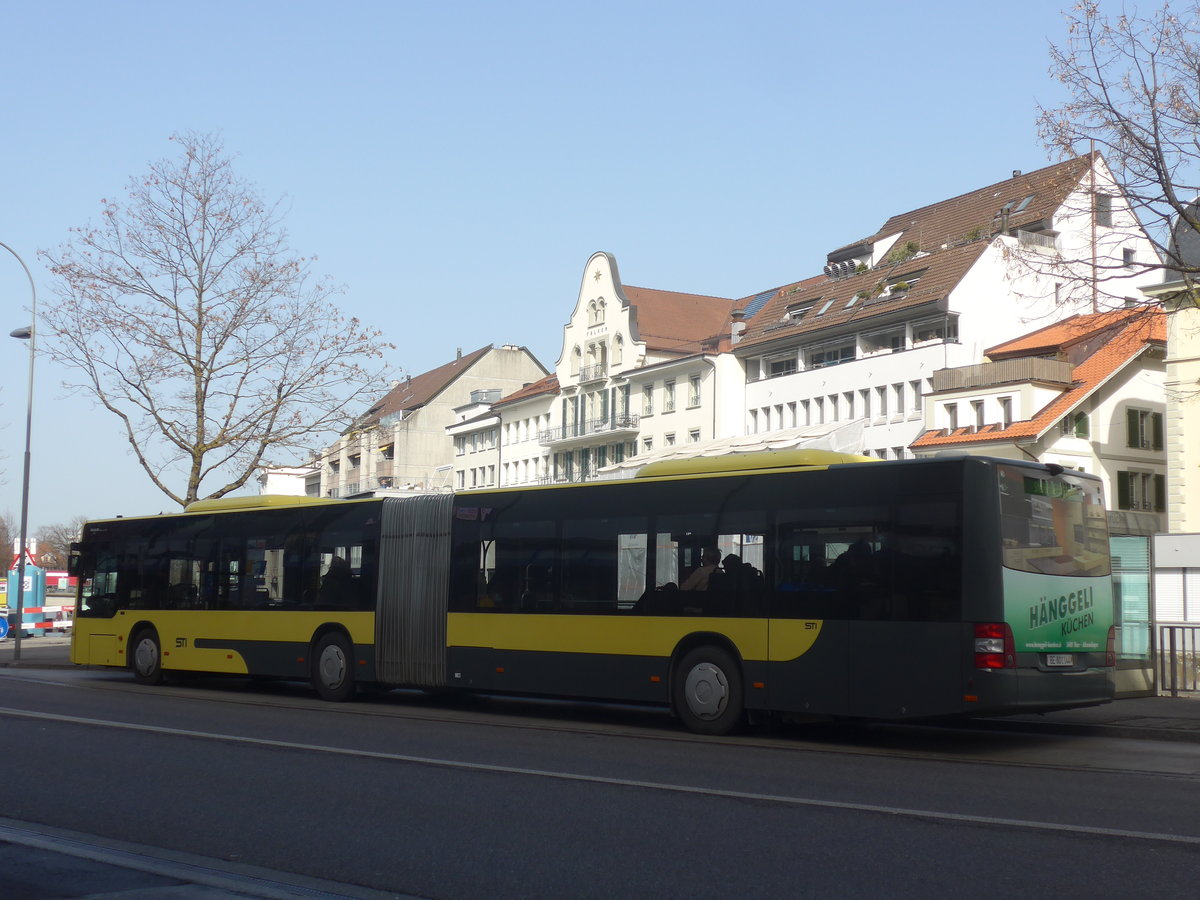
[785,303,813,322]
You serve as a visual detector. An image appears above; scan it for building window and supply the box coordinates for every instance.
[913,316,958,344]
[843,392,854,419]
[1126,408,1163,450]
[1095,192,1113,227]
[972,400,984,429]
[909,380,922,414]
[642,384,654,416]
[1116,471,1165,511]
[808,344,855,368]
[664,380,676,412]
[1123,247,1136,268]
[1062,411,1089,438]
[642,436,653,453]
[862,328,905,355]
[768,356,798,378]
[689,429,700,443]
[688,375,701,407]
[876,386,888,418]
[999,397,1013,428]
[946,403,958,430]
[665,432,676,447]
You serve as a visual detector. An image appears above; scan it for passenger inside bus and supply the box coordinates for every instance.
[319,556,355,608]
[680,548,721,591]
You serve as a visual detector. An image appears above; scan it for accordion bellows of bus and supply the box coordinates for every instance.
[69,452,1116,735]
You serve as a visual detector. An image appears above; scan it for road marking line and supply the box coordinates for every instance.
[0,816,403,899]
[3,705,1198,847]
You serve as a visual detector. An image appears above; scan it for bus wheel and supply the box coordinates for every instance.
[312,633,356,702]
[130,629,164,686]
[673,646,744,736]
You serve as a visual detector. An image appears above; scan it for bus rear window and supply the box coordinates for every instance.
[999,465,1110,577]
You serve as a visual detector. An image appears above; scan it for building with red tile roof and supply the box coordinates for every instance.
[310,344,548,496]
[910,305,1166,531]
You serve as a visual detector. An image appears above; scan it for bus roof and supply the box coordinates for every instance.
[633,449,877,479]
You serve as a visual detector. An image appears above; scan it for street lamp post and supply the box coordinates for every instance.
[1,241,36,664]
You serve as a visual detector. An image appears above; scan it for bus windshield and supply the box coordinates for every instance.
[999,465,1110,578]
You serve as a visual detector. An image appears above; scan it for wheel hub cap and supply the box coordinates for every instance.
[684,662,728,720]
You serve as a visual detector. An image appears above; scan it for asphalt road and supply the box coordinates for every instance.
[2,666,1200,898]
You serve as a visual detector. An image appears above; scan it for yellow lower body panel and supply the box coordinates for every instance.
[448,613,823,663]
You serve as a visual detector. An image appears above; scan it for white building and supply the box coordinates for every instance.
[734,153,1157,460]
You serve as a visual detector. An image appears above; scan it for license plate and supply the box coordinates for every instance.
[1046,654,1075,667]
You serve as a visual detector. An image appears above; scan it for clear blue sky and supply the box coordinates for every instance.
[0,0,1078,531]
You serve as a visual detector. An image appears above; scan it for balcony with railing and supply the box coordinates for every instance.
[577,363,608,383]
[539,413,640,448]
[932,358,1073,392]
[1016,229,1060,253]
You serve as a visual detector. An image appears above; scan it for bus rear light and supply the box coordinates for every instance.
[974,623,1015,669]
[1106,626,1116,667]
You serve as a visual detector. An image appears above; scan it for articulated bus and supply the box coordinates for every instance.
[69,452,1115,734]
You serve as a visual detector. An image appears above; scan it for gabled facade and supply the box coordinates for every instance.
[734,153,1157,459]
[312,344,547,498]
[540,252,740,482]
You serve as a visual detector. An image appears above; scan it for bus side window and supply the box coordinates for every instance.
[891,500,962,621]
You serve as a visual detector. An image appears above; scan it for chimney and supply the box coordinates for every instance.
[456,347,462,360]
[731,309,747,345]
[1012,170,1022,178]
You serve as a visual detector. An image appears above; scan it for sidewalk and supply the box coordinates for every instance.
[990,693,1200,742]
[0,632,75,668]
[5,634,1200,742]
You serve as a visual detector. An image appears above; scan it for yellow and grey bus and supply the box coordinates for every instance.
[69,451,1115,734]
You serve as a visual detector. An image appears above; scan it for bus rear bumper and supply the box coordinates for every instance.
[969,667,1115,714]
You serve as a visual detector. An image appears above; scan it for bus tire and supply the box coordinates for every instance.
[130,629,164,686]
[312,632,356,702]
[673,645,744,736]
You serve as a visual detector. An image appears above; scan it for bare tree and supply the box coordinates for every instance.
[34,516,88,569]
[1038,2,1200,292]
[40,132,390,507]
[0,511,15,566]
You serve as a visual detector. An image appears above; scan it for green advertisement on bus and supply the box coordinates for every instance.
[1003,569,1113,652]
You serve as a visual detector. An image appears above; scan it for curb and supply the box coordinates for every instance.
[968,716,1200,744]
